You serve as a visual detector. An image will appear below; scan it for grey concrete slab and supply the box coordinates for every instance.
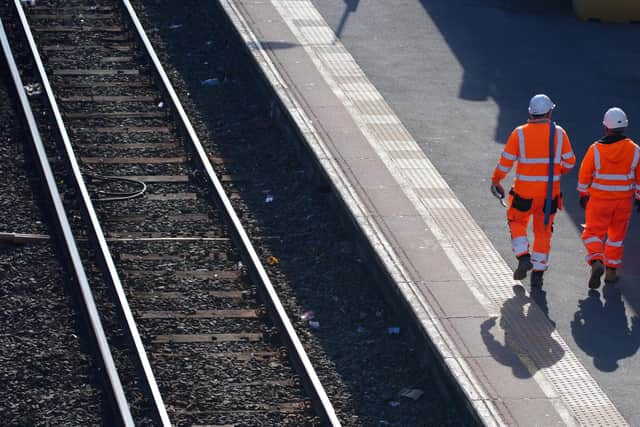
[359,186,418,217]
[502,398,566,427]
[444,316,496,358]
[402,244,465,283]
[420,280,489,318]
[470,356,549,400]
[311,108,381,160]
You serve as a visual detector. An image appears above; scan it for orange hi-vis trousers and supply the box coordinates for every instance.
[507,195,555,272]
[582,198,633,268]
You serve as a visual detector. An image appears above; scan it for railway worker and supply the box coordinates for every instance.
[577,107,640,289]
[490,94,576,287]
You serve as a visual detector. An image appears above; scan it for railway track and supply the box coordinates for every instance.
[2,0,338,425]
[0,38,105,426]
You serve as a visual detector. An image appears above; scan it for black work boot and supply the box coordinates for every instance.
[589,260,604,289]
[604,267,618,283]
[530,271,544,288]
[513,254,533,280]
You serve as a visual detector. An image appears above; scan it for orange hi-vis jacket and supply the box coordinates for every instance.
[577,136,640,200]
[492,120,576,198]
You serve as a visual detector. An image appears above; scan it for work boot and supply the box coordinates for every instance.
[530,271,544,288]
[589,260,604,289]
[513,254,533,280]
[604,267,618,283]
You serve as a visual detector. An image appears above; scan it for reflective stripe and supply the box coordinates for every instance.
[593,143,637,186]
[595,172,634,180]
[607,259,622,265]
[516,174,560,182]
[519,157,553,164]
[591,183,635,192]
[606,240,624,247]
[555,130,563,164]
[531,252,548,262]
[561,161,574,169]
[502,151,518,161]
[562,151,574,160]
[577,183,589,192]
[512,236,529,255]
[531,252,549,271]
[586,253,604,261]
[583,236,602,245]
[532,261,548,271]
[496,164,511,173]
[517,127,525,159]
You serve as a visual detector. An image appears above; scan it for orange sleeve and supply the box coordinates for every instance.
[577,145,594,195]
[635,145,640,200]
[560,129,576,175]
[491,129,519,183]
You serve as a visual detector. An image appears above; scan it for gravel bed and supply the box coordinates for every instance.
[0,69,103,425]
[133,0,466,425]
[53,74,155,86]
[83,162,191,176]
[67,117,169,128]
[137,318,271,336]
[63,100,163,114]
[127,292,257,311]
[111,239,234,257]
[78,143,184,158]
[151,341,280,356]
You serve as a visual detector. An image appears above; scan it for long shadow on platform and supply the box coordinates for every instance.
[481,285,564,377]
[571,285,640,371]
[336,0,360,38]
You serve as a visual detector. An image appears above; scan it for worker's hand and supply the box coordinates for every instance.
[635,199,640,214]
[579,194,589,210]
[491,182,505,199]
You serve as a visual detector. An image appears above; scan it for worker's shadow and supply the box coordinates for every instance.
[481,285,564,378]
[571,285,640,372]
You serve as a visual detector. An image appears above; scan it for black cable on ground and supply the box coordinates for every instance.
[85,174,147,202]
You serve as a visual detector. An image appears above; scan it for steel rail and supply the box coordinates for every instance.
[10,2,171,425]
[0,18,134,427]
[119,1,341,424]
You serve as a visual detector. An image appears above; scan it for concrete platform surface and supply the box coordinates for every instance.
[219,0,638,425]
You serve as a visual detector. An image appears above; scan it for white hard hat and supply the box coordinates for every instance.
[528,94,555,115]
[603,107,628,129]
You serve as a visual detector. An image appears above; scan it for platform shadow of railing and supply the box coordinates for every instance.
[571,285,640,372]
[481,285,564,378]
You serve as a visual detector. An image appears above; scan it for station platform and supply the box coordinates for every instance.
[218,1,640,425]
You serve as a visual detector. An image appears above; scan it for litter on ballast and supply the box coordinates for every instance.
[24,83,42,96]
[387,326,401,335]
[266,256,279,265]
[399,388,424,401]
[308,320,320,329]
[300,310,315,321]
[201,78,219,87]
